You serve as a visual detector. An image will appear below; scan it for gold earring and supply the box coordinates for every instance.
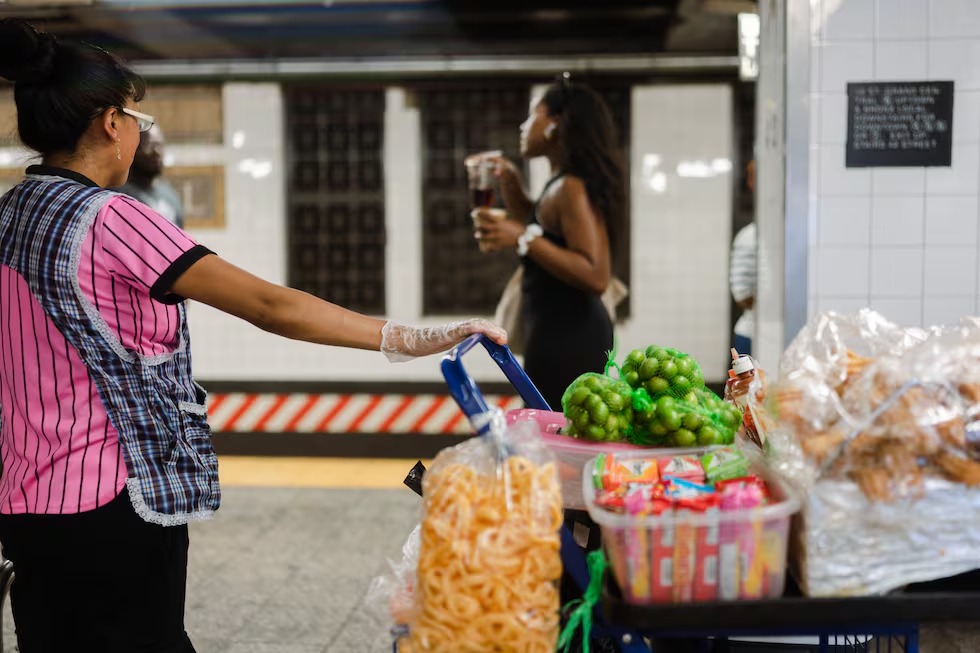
[115,140,121,160]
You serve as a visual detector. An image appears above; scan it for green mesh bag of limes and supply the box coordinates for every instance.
[561,345,742,446]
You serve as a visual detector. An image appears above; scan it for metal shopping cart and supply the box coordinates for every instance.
[396,334,980,653]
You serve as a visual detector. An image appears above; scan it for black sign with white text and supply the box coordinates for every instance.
[846,81,954,167]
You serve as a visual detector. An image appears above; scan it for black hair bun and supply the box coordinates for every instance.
[0,18,58,84]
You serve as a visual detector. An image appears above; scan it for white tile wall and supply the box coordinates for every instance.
[953,92,980,142]
[872,167,926,195]
[870,247,924,296]
[926,143,980,194]
[820,196,871,245]
[874,41,928,80]
[928,40,980,90]
[821,146,871,194]
[871,196,925,246]
[925,196,979,245]
[871,297,924,325]
[819,93,848,144]
[876,0,928,40]
[819,42,874,93]
[817,247,871,296]
[823,0,875,40]
[929,0,980,38]
[924,296,977,324]
[807,0,980,331]
[629,85,733,381]
[924,246,978,295]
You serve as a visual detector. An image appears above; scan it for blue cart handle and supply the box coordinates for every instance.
[441,334,550,432]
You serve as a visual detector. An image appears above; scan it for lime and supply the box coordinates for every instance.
[682,411,704,431]
[697,426,722,446]
[639,357,660,381]
[673,428,697,447]
[646,377,670,396]
[626,349,646,366]
[567,386,590,407]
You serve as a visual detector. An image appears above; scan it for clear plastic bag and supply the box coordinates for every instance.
[407,415,563,653]
[365,525,420,648]
[748,310,980,596]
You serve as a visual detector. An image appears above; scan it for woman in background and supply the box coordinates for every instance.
[0,18,503,653]
[475,75,626,413]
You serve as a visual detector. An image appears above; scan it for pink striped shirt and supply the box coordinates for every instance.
[0,190,207,515]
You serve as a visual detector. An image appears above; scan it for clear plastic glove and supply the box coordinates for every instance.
[380,319,507,362]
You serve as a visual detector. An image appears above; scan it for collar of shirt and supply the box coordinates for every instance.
[26,165,99,188]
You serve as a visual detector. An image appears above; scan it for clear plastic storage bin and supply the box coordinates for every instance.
[583,448,801,604]
[505,409,642,510]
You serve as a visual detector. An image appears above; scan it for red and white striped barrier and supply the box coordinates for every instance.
[206,393,523,435]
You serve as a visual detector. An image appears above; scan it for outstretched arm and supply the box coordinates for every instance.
[170,255,506,359]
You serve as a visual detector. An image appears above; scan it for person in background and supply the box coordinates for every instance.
[115,124,184,228]
[0,18,504,653]
[730,159,757,356]
[473,74,625,412]
[471,76,625,653]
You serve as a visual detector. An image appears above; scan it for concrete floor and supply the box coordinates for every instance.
[1,486,418,653]
[1,483,978,652]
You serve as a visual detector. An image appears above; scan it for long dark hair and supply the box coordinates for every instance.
[541,77,626,251]
[0,18,146,156]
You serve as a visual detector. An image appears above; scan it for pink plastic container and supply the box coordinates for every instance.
[505,409,643,510]
[583,447,801,605]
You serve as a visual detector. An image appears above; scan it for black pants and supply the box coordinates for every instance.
[0,489,196,653]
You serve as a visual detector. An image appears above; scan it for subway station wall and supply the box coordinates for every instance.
[0,82,735,385]
[181,83,734,384]
[808,0,980,326]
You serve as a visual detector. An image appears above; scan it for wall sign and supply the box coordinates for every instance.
[846,81,954,167]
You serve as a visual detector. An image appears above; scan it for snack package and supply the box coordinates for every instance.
[657,455,706,483]
[693,502,721,602]
[703,447,750,483]
[593,453,660,491]
[408,416,562,653]
[751,309,980,596]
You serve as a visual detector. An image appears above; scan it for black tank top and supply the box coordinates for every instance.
[521,174,596,310]
[518,173,614,411]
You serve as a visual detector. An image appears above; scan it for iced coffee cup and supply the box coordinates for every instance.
[471,207,507,252]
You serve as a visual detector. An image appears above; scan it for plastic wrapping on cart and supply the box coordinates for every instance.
[748,309,980,596]
[366,525,421,649]
[407,417,563,653]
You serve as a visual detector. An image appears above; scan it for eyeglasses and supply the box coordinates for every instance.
[120,107,155,133]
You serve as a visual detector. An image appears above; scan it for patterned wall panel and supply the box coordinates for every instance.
[284,87,386,314]
[416,84,528,315]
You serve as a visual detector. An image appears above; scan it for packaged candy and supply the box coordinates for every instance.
[594,491,626,514]
[664,477,715,500]
[672,493,720,603]
[717,476,771,503]
[648,500,675,603]
[593,453,660,492]
[693,503,721,602]
[702,447,750,483]
[657,456,705,483]
[718,479,765,600]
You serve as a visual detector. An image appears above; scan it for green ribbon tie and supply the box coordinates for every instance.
[557,550,609,653]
